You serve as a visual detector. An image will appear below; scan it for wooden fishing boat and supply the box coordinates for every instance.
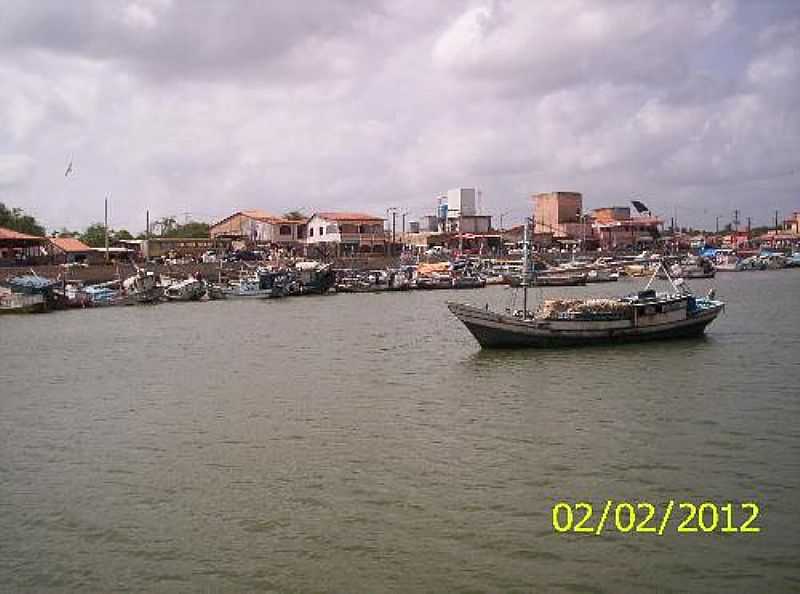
[448,219,724,349]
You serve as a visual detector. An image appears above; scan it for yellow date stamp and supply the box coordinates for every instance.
[552,501,761,535]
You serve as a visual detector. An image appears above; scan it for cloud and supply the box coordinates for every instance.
[0,0,797,231]
[0,154,35,189]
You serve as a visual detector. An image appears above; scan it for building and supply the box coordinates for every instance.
[445,188,477,218]
[304,212,386,257]
[591,206,663,251]
[0,227,46,266]
[420,216,439,232]
[532,191,589,238]
[592,206,632,222]
[437,188,492,233]
[210,210,305,245]
[784,212,800,234]
[47,237,92,264]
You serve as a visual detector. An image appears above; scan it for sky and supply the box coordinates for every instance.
[0,0,798,233]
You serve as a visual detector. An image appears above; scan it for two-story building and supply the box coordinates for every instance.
[591,206,662,251]
[304,212,386,257]
[210,210,305,247]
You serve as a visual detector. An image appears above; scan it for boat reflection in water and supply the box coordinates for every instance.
[448,218,725,349]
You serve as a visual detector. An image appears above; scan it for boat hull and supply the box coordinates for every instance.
[447,302,723,349]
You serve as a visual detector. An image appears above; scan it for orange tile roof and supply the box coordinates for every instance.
[50,237,91,252]
[0,226,43,240]
[315,212,384,222]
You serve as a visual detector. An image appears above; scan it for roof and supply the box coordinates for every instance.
[313,212,384,222]
[50,237,91,253]
[241,209,281,222]
[211,210,305,229]
[0,226,43,241]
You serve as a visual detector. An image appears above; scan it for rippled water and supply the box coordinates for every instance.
[2,272,799,593]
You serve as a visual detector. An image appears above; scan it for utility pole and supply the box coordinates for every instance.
[387,207,398,257]
[715,215,719,234]
[733,209,740,232]
[145,209,150,262]
[747,216,751,235]
[392,210,397,254]
[775,210,779,232]
[104,196,109,263]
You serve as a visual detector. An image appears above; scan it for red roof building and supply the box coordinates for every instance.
[0,226,46,265]
[47,237,93,264]
[210,210,305,244]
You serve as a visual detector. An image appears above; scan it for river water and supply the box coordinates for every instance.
[1,271,799,593]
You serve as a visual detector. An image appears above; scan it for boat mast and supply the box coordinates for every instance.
[522,216,529,315]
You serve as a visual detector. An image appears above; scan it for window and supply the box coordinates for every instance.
[319,226,324,236]
[309,227,314,237]
[279,225,292,236]
[326,225,337,234]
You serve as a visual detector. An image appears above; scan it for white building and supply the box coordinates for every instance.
[305,212,386,256]
[446,188,477,219]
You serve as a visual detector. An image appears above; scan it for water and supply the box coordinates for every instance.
[1,272,799,593]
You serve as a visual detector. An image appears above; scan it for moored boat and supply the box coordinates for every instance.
[448,219,724,349]
[0,288,47,314]
[164,277,207,301]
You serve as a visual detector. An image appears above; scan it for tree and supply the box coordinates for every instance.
[115,229,134,240]
[153,216,177,236]
[162,221,210,238]
[81,223,108,247]
[283,210,306,221]
[0,202,46,236]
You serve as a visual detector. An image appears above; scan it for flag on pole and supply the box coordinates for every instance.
[631,199,649,214]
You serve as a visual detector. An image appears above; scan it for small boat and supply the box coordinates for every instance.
[659,256,715,279]
[448,219,724,349]
[258,269,290,298]
[288,262,335,295]
[83,284,121,306]
[223,276,272,298]
[164,277,207,301]
[53,282,94,308]
[120,269,164,304]
[416,274,453,290]
[759,252,787,269]
[451,274,486,289]
[585,269,619,283]
[0,288,47,314]
[203,284,226,300]
[507,272,586,287]
[1,274,60,310]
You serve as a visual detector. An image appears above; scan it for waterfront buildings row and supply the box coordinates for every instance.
[2,190,799,266]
